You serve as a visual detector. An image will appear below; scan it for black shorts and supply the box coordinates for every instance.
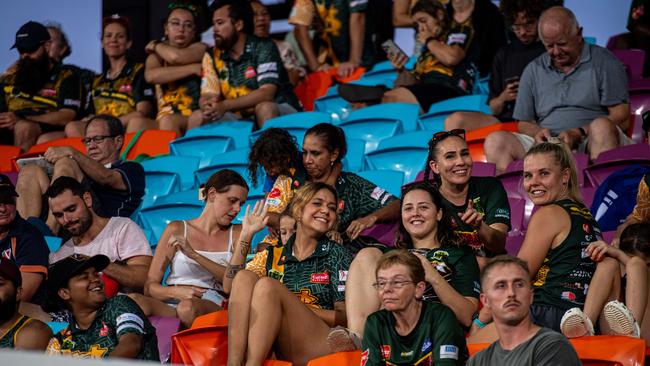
[530,303,566,332]
[404,83,464,112]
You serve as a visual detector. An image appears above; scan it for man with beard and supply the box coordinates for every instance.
[15,114,145,234]
[0,257,51,350]
[194,0,301,129]
[0,174,49,304]
[0,21,81,151]
[46,176,152,292]
[467,256,580,366]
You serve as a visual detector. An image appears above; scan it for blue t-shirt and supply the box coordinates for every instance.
[89,160,145,218]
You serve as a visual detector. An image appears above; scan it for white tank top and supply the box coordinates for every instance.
[165,221,234,291]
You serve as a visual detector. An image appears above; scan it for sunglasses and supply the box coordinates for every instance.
[430,129,466,145]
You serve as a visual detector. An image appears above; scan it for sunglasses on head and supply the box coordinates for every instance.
[430,129,466,145]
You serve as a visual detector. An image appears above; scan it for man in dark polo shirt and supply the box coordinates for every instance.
[0,21,81,151]
[196,0,301,128]
[0,174,49,304]
[15,114,144,233]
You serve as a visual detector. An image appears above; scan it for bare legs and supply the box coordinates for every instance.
[345,248,382,337]
[128,293,219,328]
[444,112,500,131]
[484,131,526,175]
[582,257,621,324]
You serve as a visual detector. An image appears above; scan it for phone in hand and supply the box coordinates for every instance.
[381,39,407,60]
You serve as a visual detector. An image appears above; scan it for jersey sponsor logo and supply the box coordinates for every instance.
[118,84,132,93]
[561,291,576,301]
[494,208,510,219]
[296,288,320,307]
[421,338,432,353]
[337,284,346,292]
[116,313,145,328]
[311,272,330,284]
[266,187,282,208]
[41,88,56,97]
[99,321,109,337]
[360,349,369,366]
[338,200,345,212]
[381,345,391,359]
[400,350,414,357]
[144,88,153,96]
[64,98,81,107]
[439,345,459,360]
[447,33,467,45]
[244,66,256,79]
[1,249,11,260]
[339,270,348,281]
[257,62,278,74]
[370,187,386,201]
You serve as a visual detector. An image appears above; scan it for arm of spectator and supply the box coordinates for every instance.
[149,41,207,65]
[221,84,277,113]
[346,199,400,240]
[517,205,568,277]
[144,54,201,84]
[517,121,541,137]
[20,272,44,303]
[61,148,128,190]
[489,81,518,116]
[337,12,365,77]
[25,108,76,126]
[423,39,465,67]
[102,255,152,290]
[109,333,143,359]
[294,24,322,72]
[310,301,347,327]
[602,103,630,131]
[478,223,508,255]
[117,100,154,125]
[15,320,52,351]
[392,0,414,27]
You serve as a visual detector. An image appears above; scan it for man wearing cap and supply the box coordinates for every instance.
[46,176,151,292]
[0,21,81,151]
[45,254,159,360]
[0,257,52,350]
[0,174,49,304]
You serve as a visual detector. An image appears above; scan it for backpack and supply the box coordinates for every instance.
[591,165,650,231]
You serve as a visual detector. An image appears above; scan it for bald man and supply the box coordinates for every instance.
[484,6,631,174]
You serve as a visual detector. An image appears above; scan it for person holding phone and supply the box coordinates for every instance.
[444,0,546,132]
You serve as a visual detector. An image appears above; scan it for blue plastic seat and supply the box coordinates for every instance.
[142,155,200,191]
[142,171,181,209]
[418,95,491,130]
[44,235,62,253]
[169,135,234,169]
[344,103,420,132]
[233,184,266,224]
[184,120,254,150]
[365,131,433,183]
[357,170,405,197]
[343,138,366,172]
[194,149,251,187]
[339,119,403,154]
[155,188,202,206]
[314,94,351,123]
[139,202,204,244]
[249,112,330,146]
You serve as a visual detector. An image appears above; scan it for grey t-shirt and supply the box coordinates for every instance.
[513,42,628,135]
[467,327,581,366]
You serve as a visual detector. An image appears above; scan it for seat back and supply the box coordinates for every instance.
[142,171,181,209]
[346,103,420,132]
[155,189,202,206]
[149,316,181,362]
[191,310,228,329]
[365,140,428,183]
[306,351,362,366]
[185,120,254,149]
[44,235,62,253]
[171,326,229,365]
[569,335,645,366]
[339,118,403,154]
[611,49,646,81]
[121,130,177,160]
[170,135,234,169]
[418,95,491,131]
[343,138,366,172]
[0,145,21,172]
[357,170,405,197]
[139,202,203,244]
[142,155,200,191]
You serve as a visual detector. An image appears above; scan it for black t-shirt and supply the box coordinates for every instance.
[488,39,546,121]
[89,160,145,218]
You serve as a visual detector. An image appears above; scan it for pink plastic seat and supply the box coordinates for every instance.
[149,316,181,362]
[585,144,650,187]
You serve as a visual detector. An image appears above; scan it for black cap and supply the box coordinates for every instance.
[0,257,22,288]
[11,21,50,52]
[0,174,18,199]
[48,254,109,291]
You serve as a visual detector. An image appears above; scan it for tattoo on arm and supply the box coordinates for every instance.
[239,241,251,256]
[226,264,245,279]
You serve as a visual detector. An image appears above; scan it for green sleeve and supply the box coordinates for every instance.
[110,296,148,338]
[450,247,481,299]
[432,305,468,365]
[328,245,353,303]
[57,70,82,114]
[349,0,368,12]
[482,178,511,229]
[361,313,386,366]
[345,173,397,222]
[132,66,155,104]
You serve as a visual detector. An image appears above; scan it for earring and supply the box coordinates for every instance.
[330,160,334,166]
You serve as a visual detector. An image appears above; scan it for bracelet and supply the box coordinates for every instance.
[473,317,487,329]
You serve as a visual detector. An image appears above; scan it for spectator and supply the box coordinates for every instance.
[446,0,507,78]
[16,115,145,232]
[445,0,546,131]
[0,258,51,350]
[129,170,248,328]
[251,0,306,86]
[560,223,650,339]
[484,6,631,174]
[290,0,369,77]
[145,2,206,136]
[65,15,155,137]
[47,177,152,292]
[193,0,300,130]
[0,174,49,304]
[610,0,650,77]
[467,255,581,366]
[0,21,81,151]
[224,183,353,365]
[611,174,650,247]
[361,250,468,365]
[340,181,480,351]
[44,254,159,360]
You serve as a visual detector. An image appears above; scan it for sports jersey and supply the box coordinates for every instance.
[533,199,599,311]
[335,172,398,233]
[630,174,650,222]
[361,301,468,366]
[89,160,145,218]
[46,295,159,360]
[246,236,353,310]
[201,35,300,119]
[440,176,511,257]
[0,315,33,348]
[89,60,154,117]
[410,245,480,303]
[263,163,307,215]
[156,66,200,119]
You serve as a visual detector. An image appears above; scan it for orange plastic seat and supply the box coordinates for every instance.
[0,145,21,172]
[121,130,177,161]
[190,310,228,329]
[171,325,228,365]
[465,122,519,163]
[306,351,362,366]
[26,137,86,155]
[468,343,490,357]
[263,360,293,366]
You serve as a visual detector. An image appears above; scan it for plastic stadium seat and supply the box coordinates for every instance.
[365,132,431,183]
[138,202,203,244]
[170,135,235,169]
[249,112,330,146]
[194,149,251,187]
[344,103,420,132]
[471,162,497,177]
[602,230,616,244]
[121,130,177,160]
[0,145,20,172]
[611,49,645,81]
[26,137,86,154]
[580,186,597,208]
[234,183,266,225]
[314,93,351,122]
[171,325,228,365]
[339,118,403,154]
[149,316,181,362]
[342,138,365,172]
[505,234,525,256]
[464,122,519,163]
[629,91,650,143]
[584,144,650,187]
[155,189,202,206]
[357,170,405,197]
[44,235,62,253]
[418,95,492,131]
[142,171,181,209]
[185,120,254,149]
[191,310,228,329]
[508,197,526,236]
[306,351,362,366]
[47,321,68,334]
[142,155,200,191]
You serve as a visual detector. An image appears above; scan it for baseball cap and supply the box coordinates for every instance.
[48,254,110,291]
[0,174,18,199]
[0,257,22,287]
[11,21,50,52]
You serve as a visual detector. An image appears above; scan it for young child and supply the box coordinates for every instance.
[256,211,297,253]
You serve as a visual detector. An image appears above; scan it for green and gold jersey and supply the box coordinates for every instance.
[361,301,468,366]
[246,236,353,310]
[335,172,398,233]
[46,295,159,361]
[156,61,200,119]
[0,315,32,349]
[0,62,81,117]
[89,61,154,117]
[441,176,511,257]
[411,245,481,303]
[202,35,300,118]
[533,199,599,311]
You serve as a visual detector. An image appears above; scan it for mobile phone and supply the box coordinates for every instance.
[381,39,407,59]
[202,289,227,308]
[505,76,520,85]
